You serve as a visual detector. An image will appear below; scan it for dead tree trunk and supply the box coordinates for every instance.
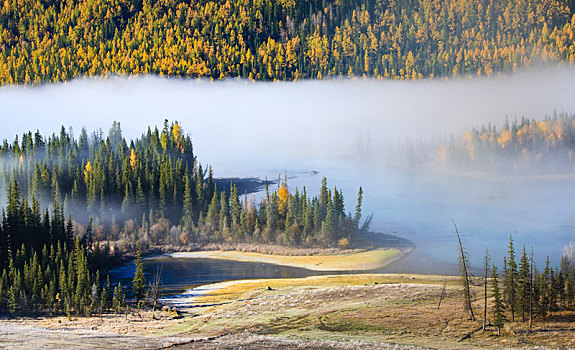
[454,222,476,322]
[529,246,534,329]
[438,276,448,309]
[150,264,163,312]
[483,249,489,330]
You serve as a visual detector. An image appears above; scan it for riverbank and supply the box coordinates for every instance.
[168,274,575,349]
[3,272,574,349]
[167,246,412,271]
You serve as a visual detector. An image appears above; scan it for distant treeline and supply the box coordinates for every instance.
[0,121,365,252]
[1,0,575,84]
[440,112,575,172]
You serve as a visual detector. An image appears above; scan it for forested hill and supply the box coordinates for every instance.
[0,120,365,260]
[1,0,574,84]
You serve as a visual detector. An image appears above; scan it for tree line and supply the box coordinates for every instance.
[457,234,575,334]
[440,111,575,172]
[0,120,365,315]
[0,120,365,251]
[0,179,128,316]
[1,0,574,84]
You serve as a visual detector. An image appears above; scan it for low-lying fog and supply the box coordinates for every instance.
[1,66,575,270]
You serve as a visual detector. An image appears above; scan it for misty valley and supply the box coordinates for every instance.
[0,108,574,338]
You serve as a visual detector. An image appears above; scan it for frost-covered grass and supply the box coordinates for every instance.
[195,273,457,305]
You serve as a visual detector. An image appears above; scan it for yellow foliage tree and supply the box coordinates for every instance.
[180,232,189,245]
[84,161,92,183]
[277,185,289,216]
[338,237,349,248]
[172,122,181,141]
[498,129,512,148]
[130,148,137,171]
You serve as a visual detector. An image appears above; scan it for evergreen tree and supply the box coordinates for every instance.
[354,186,363,231]
[518,245,531,322]
[504,235,518,322]
[113,282,125,314]
[492,264,505,335]
[132,244,146,306]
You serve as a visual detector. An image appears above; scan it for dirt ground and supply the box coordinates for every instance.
[1,274,574,349]
[0,310,196,349]
[171,275,575,349]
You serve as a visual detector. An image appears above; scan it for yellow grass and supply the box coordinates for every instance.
[196,273,457,305]
[170,247,411,271]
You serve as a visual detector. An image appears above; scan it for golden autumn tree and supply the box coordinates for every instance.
[498,129,512,148]
[172,122,181,141]
[130,148,137,171]
[277,185,289,216]
[84,161,93,183]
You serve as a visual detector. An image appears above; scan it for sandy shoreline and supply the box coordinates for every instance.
[159,246,414,309]
[165,246,413,272]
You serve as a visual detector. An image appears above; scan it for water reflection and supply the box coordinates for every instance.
[109,256,335,298]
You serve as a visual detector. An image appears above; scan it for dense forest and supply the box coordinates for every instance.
[0,120,365,255]
[0,179,124,316]
[439,111,575,172]
[0,120,364,315]
[1,0,574,84]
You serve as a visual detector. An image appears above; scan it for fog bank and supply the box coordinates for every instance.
[1,66,575,173]
[1,67,575,268]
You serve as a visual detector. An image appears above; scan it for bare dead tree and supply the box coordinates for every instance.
[454,221,476,322]
[437,276,448,309]
[483,248,490,330]
[149,264,163,312]
[529,246,534,329]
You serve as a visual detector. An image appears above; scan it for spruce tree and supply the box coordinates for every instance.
[492,264,505,335]
[182,175,193,227]
[132,244,146,307]
[504,235,518,321]
[354,186,363,231]
[518,245,531,322]
[113,282,125,314]
[206,188,220,229]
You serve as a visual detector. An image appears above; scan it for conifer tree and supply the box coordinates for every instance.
[113,282,125,314]
[492,264,505,335]
[504,235,518,322]
[206,188,220,229]
[518,245,531,322]
[132,244,146,307]
[182,175,193,227]
[354,186,363,231]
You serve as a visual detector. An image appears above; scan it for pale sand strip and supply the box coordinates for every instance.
[166,246,413,272]
[159,247,414,308]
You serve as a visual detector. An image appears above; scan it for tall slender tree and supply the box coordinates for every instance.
[504,235,518,322]
[132,244,146,307]
[492,264,505,335]
[454,222,475,321]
